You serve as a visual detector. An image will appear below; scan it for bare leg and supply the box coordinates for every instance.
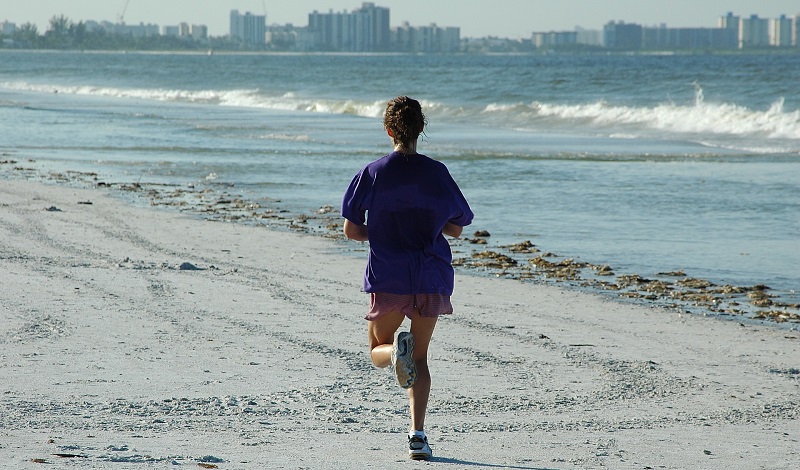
[406,312,437,431]
[367,310,406,368]
[367,309,438,431]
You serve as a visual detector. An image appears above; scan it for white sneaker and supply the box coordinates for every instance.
[408,435,432,460]
[391,332,416,389]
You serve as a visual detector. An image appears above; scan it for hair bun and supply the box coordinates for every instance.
[384,96,427,147]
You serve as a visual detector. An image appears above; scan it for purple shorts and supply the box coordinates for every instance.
[366,293,453,321]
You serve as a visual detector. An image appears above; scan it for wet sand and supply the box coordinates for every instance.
[1,179,799,469]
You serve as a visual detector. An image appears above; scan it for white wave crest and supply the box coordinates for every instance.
[5,80,798,143]
[484,97,800,140]
[0,80,390,119]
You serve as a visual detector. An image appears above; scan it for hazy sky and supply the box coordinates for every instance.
[3,1,799,38]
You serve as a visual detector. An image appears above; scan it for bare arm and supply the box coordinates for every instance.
[443,222,463,238]
[343,218,369,242]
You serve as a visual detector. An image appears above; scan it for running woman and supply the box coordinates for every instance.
[341,96,474,460]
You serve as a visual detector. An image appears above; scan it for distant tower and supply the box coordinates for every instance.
[769,14,793,47]
[718,11,740,30]
[308,3,389,52]
[230,9,266,47]
[353,2,390,51]
[739,14,769,49]
[718,12,741,49]
[604,21,642,50]
[794,13,800,47]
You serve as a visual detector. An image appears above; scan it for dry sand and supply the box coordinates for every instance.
[1,179,798,469]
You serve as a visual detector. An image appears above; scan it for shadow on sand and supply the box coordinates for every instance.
[433,456,559,470]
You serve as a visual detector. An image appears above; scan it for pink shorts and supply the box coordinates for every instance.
[366,293,453,321]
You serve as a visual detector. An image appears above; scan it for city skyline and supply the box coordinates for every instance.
[3,0,799,39]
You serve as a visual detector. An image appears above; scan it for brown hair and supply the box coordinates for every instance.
[383,96,427,148]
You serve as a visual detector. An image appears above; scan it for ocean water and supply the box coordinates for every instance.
[1,51,798,314]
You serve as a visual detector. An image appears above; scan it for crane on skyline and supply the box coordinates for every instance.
[118,0,131,24]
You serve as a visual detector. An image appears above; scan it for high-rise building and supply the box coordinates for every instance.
[178,23,190,38]
[1,20,16,36]
[604,21,642,49]
[308,9,346,51]
[230,10,266,47]
[769,14,793,47]
[719,12,740,30]
[354,2,390,51]
[392,22,460,52]
[532,31,578,49]
[720,11,799,49]
[575,27,603,47]
[95,21,158,37]
[642,24,736,50]
[794,14,800,46]
[437,26,461,52]
[308,3,390,52]
[739,15,769,48]
[191,24,208,41]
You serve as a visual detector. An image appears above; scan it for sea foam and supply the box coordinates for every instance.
[4,80,799,145]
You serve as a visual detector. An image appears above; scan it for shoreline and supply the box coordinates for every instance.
[3,48,800,57]
[3,159,798,329]
[1,177,799,468]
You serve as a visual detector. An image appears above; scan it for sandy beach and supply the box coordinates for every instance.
[1,179,798,469]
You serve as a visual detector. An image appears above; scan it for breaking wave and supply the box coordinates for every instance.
[1,81,388,118]
[482,97,800,140]
[4,80,799,144]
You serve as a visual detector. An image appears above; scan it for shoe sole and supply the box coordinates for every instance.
[409,452,432,461]
[393,332,416,389]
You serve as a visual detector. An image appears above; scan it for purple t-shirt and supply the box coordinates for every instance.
[342,151,473,295]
